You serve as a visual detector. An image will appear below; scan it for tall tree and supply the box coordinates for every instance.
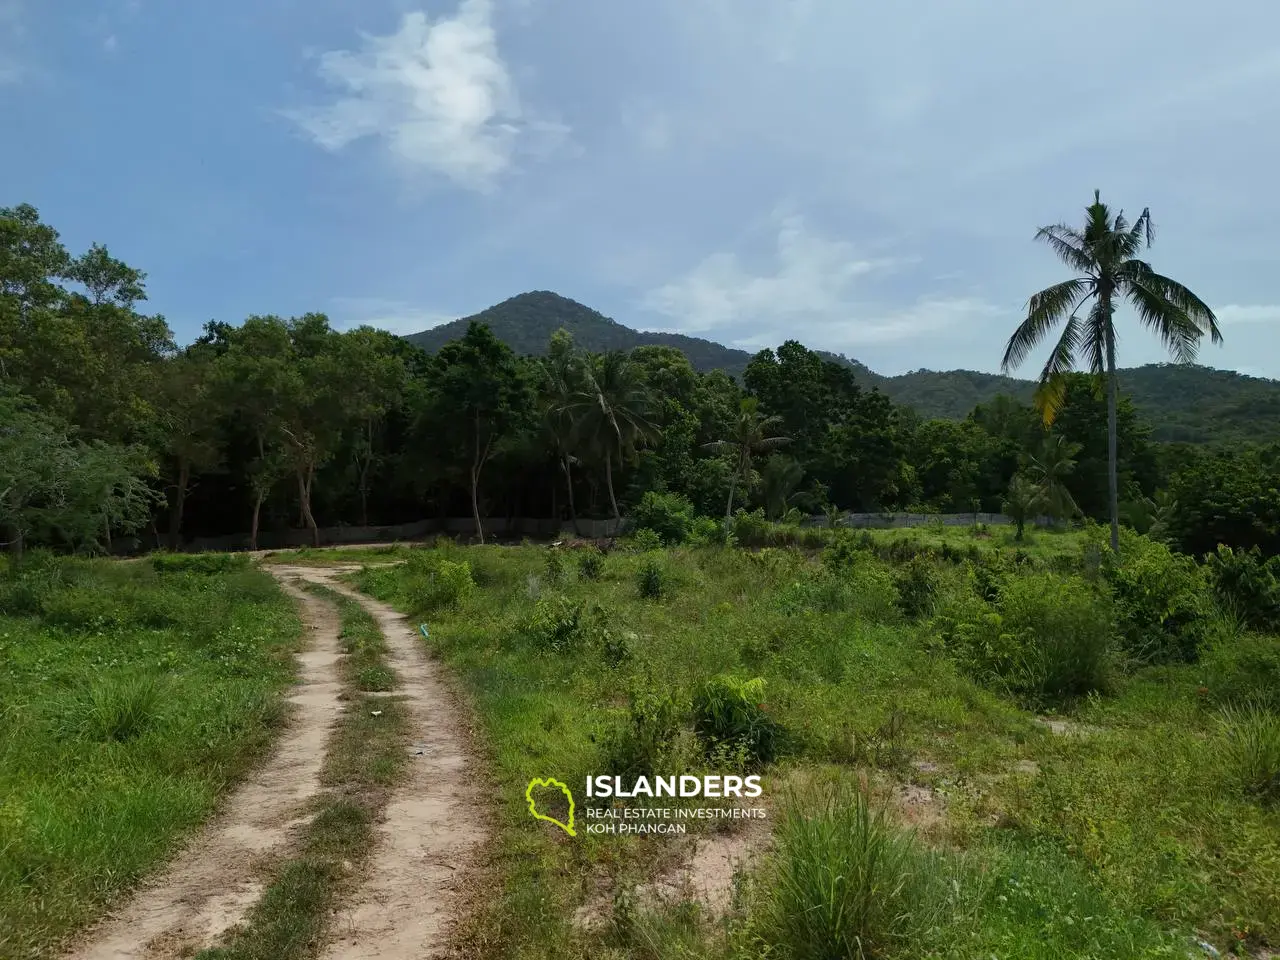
[703,397,790,520]
[429,322,531,543]
[538,329,586,532]
[569,351,658,521]
[157,347,222,549]
[1002,190,1221,551]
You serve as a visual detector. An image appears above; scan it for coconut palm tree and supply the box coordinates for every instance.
[539,330,586,533]
[1001,190,1221,552]
[761,454,805,520]
[568,351,658,521]
[703,397,790,520]
[1003,474,1046,542]
[1026,435,1082,523]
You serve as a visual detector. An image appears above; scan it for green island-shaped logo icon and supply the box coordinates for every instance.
[525,777,576,837]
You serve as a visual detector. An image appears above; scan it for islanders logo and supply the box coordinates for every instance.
[525,777,576,837]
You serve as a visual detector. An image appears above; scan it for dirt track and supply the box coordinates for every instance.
[65,578,345,960]
[65,564,485,960]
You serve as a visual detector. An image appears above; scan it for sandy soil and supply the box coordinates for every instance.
[64,576,345,960]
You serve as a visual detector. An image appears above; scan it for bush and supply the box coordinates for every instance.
[1200,636,1280,712]
[933,573,1114,704]
[894,555,940,620]
[602,686,689,779]
[687,515,726,547]
[729,508,770,547]
[576,547,604,581]
[630,490,696,545]
[637,558,667,600]
[520,595,590,654]
[1218,702,1280,804]
[628,527,663,553]
[821,529,872,573]
[1097,528,1213,664]
[691,675,783,766]
[1206,545,1280,632]
[543,547,567,587]
[761,782,941,959]
[150,552,249,575]
[404,555,475,614]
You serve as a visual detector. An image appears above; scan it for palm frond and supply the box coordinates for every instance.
[1121,261,1222,349]
[1117,207,1153,259]
[1079,298,1109,377]
[1033,225,1096,274]
[1002,278,1090,372]
[1031,313,1082,425]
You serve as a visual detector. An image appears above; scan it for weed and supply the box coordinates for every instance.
[61,674,164,742]
[894,554,940,619]
[629,528,663,553]
[576,547,605,581]
[1218,702,1280,804]
[637,558,667,600]
[543,547,567,587]
[692,675,782,767]
[630,490,696,545]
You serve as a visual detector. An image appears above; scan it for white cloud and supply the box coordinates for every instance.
[330,296,456,335]
[288,0,565,191]
[642,216,898,333]
[1217,304,1280,326]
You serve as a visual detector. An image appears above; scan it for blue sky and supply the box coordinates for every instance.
[4,0,1279,378]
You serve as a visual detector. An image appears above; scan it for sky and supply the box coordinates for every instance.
[3,0,1279,378]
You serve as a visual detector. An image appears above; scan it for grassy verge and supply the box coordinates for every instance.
[0,552,301,960]
[197,583,409,960]
[348,535,1279,960]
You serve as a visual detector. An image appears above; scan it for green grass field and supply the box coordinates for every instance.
[349,531,1280,960]
[0,552,301,960]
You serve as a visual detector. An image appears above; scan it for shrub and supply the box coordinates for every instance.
[150,552,249,575]
[1097,528,1213,663]
[1200,636,1280,712]
[637,558,667,600]
[776,574,852,615]
[729,508,770,547]
[1206,545,1280,632]
[691,675,782,766]
[576,547,605,581]
[602,686,689,779]
[630,490,696,545]
[761,782,941,959]
[404,555,475,614]
[1218,702,1280,804]
[933,573,1114,704]
[821,529,871,573]
[520,595,589,654]
[894,555,940,620]
[687,515,726,547]
[543,547,567,587]
[629,527,663,553]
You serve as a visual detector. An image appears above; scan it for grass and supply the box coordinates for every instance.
[347,533,1280,960]
[0,552,301,960]
[197,583,409,960]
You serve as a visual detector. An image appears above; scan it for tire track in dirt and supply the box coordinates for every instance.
[275,566,486,960]
[64,576,345,960]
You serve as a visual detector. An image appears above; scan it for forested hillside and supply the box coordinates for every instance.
[407,291,1280,443]
[3,204,1278,558]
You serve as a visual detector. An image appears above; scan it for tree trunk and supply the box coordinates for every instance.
[298,467,320,547]
[167,458,189,551]
[563,455,581,536]
[605,454,621,522]
[1105,313,1121,553]
[358,418,373,527]
[250,493,263,552]
[103,512,112,554]
[724,472,739,521]
[471,411,486,544]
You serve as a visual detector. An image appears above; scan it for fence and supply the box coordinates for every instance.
[118,511,1043,554]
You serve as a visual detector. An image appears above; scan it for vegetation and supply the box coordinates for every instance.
[1001,190,1222,551]
[0,553,300,959]
[349,533,1279,959]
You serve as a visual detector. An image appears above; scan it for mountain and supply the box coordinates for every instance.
[404,291,760,380]
[404,291,1280,445]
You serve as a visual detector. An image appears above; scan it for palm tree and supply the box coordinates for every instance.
[761,454,805,520]
[1026,435,1081,523]
[539,330,585,533]
[703,397,790,520]
[568,351,658,521]
[1003,474,1046,542]
[1002,190,1221,552]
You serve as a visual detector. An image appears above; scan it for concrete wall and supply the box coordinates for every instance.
[121,511,1045,554]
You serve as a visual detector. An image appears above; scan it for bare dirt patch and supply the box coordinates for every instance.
[277,567,487,960]
[64,577,344,960]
